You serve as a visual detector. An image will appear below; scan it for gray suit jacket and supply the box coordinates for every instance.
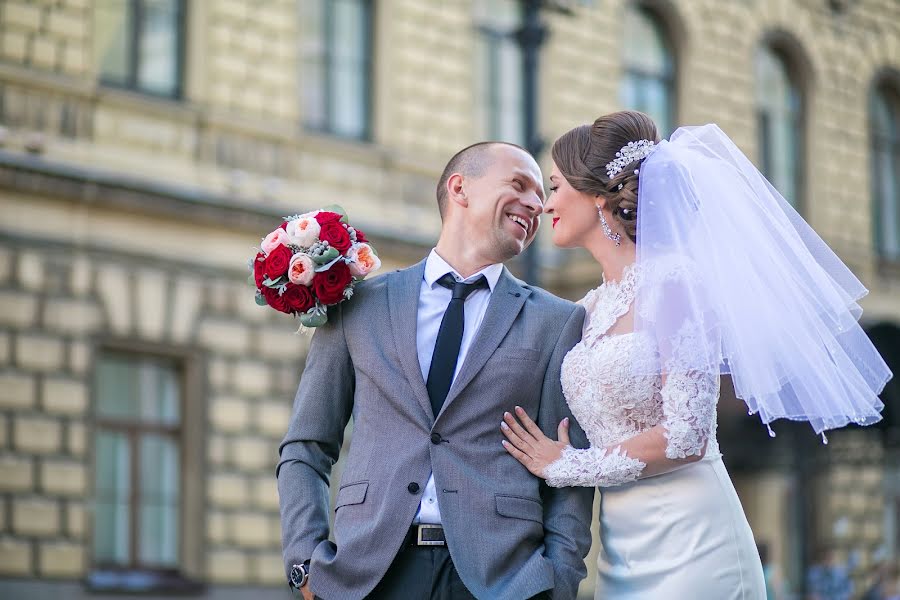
[277,260,594,600]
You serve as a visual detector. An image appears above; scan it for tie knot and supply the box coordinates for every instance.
[437,273,488,300]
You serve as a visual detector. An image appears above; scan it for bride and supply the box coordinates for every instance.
[500,111,891,598]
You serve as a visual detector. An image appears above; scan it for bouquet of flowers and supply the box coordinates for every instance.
[250,205,380,327]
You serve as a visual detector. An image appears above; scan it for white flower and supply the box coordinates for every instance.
[286,217,321,248]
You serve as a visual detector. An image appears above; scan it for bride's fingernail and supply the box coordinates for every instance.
[515,406,523,414]
[501,422,509,430]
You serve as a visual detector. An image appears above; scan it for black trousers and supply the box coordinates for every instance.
[364,544,551,600]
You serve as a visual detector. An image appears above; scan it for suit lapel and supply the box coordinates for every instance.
[436,267,531,421]
[387,260,434,421]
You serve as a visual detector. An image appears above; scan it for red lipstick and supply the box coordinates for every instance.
[552,217,559,228]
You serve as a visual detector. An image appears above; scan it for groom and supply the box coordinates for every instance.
[277,142,594,600]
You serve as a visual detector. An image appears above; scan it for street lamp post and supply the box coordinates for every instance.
[515,1,581,285]
[515,0,550,285]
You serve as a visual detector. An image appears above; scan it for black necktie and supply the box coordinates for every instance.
[426,273,489,417]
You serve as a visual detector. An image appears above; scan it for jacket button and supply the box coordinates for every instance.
[430,432,442,445]
[407,482,420,494]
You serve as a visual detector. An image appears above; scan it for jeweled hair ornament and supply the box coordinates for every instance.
[605,139,656,178]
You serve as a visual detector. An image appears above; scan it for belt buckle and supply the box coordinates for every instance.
[416,524,445,546]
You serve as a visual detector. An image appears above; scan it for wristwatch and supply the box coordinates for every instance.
[289,560,311,590]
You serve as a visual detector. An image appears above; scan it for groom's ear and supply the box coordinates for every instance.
[447,173,469,209]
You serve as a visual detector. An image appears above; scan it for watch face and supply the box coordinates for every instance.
[289,564,304,588]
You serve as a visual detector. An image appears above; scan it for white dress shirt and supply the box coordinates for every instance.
[413,249,503,525]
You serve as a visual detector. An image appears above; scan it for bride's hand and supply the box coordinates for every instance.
[501,406,571,478]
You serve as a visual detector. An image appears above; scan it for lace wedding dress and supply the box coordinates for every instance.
[545,262,765,599]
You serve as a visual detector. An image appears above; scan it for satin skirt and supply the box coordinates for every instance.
[595,456,766,599]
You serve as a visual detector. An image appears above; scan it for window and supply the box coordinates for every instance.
[90,352,189,591]
[474,0,525,145]
[871,81,900,262]
[755,45,804,210]
[301,0,373,140]
[621,5,675,137]
[95,0,185,98]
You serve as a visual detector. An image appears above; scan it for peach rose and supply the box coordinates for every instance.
[286,217,321,248]
[288,253,316,286]
[261,228,291,255]
[348,243,381,278]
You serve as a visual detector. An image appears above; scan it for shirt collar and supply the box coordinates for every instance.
[424,249,503,291]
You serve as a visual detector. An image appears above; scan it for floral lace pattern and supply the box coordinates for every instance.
[544,445,645,488]
[548,261,721,488]
[661,319,721,459]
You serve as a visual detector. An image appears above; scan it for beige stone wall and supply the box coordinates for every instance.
[0,0,898,595]
[2,0,898,295]
[0,190,317,585]
[1,0,89,76]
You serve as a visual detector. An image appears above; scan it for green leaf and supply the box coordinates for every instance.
[321,204,348,223]
[255,292,268,306]
[247,274,256,287]
[312,247,340,265]
[262,276,284,288]
[300,311,329,328]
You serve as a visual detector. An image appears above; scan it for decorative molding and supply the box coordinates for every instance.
[0,150,434,259]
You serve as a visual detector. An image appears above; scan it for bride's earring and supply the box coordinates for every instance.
[598,206,621,246]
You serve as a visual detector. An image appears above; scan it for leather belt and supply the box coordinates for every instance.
[405,524,446,547]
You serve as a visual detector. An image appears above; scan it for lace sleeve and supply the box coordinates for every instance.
[542,445,646,488]
[661,367,719,459]
[643,261,722,460]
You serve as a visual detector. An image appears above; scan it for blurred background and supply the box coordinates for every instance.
[0,0,898,598]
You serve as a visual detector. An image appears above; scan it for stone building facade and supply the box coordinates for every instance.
[0,0,897,598]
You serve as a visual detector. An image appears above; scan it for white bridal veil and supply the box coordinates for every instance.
[633,124,891,437]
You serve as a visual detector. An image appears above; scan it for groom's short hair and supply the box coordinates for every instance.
[436,141,528,219]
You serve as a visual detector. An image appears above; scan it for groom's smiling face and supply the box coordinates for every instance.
[462,145,544,261]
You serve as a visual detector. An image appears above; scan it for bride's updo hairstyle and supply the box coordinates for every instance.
[550,110,660,242]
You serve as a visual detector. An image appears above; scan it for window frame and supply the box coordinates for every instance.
[474,1,526,145]
[620,3,677,138]
[870,78,900,268]
[754,41,807,214]
[303,0,374,141]
[98,0,187,100]
[87,341,204,594]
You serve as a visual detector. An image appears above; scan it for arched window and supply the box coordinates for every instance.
[871,81,900,261]
[755,45,803,209]
[621,5,676,136]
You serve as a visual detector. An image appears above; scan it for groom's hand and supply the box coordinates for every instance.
[300,584,314,600]
[501,406,570,478]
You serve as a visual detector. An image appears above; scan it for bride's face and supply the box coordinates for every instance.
[545,162,603,249]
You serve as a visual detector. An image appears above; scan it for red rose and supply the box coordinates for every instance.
[319,222,352,253]
[282,283,315,314]
[279,221,288,230]
[355,228,368,243]
[262,286,291,314]
[253,252,266,288]
[264,244,292,278]
[315,211,343,225]
[312,261,352,305]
